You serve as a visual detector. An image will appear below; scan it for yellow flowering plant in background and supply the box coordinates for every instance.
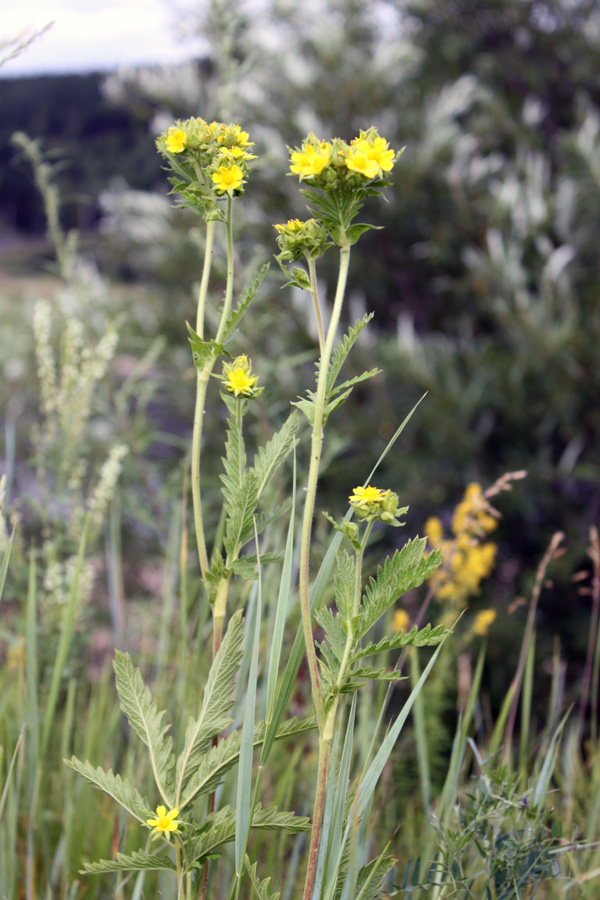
[425,482,499,614]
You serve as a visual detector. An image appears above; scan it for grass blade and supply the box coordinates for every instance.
[235,522,262,877]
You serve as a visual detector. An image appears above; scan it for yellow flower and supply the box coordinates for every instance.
[392,609,410,633]
[344,145,380,179]
[212,164,244,194]
[349,485,385,504]
[220,145,257,162]
[218,124,253,148]
[290,141,332,178]
[166,127,187,154]
[472,609,497,637]
[350,133,395,176]
[425,516,444,546]
[274,218,305,234]
[226,367,257,397]
[222,355,261,398]
[146,805,180,840]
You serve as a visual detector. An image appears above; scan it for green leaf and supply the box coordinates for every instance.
[346,223,383,245]
[329,368,380,400]
[224,470,260,561]
[315,607,348,663]
[325,314,374,397]
[175,611,245,802]
[188,803,310,867]
[221,415,247,502]
[64,758,153,824]
[179,717,314,811]
[356,543,443,640]
[113,651,175,805]
[246,859,281,900]
[354,855,396,900]
[291,394,317,425]
[350,623,450,662]
[186,322,221,371]
[82,849,176,875]
[0,528,15,602]
[334,551,357,627]
[222,264,269,344]
[342,666,406,688]
[252,412,298,500]
[230,552,282,579]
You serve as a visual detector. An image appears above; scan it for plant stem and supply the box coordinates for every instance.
[302,736,331,900]
[308,256,325,353]
[215,197,234,345]
[191,201,234,579]
[197,219,216,338]
[298,244,351,733]
[191,220,216,577]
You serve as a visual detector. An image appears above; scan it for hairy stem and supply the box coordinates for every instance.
[298,244,351,732]
[191,220,216,577]
[308,256,325,353]
[302,736,331,900]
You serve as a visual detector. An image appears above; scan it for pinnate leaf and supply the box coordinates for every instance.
[176,610,245,801]
[82,849,176,874]
[113,651,175,805]
[64,757,152,823]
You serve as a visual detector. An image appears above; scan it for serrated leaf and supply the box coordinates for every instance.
[113,652,175,805]
[350,623,450,662]
[347,666,406,682]
[246,859,281,900]
[186,322,220,371]
[221,415,247,502]
[222,264,269,344]
[354,855,396,900]
[224,470,260,561]
[65,758,152,823]
[230,552,282,579]
[325,314,374,397]
[334,551,357,626]
[329,368,381,400]
[179,717,314,810]
[252,413,298,500]
[356,543,443,640]
[82,849,176,875]
[346,222,383,245]
[175,611,245,802]
[315,607,348,662]
[253,499,292,537]
[204,549,228,605]
[291,396,316,425]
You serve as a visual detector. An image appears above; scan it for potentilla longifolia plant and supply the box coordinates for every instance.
[67,116,450,899]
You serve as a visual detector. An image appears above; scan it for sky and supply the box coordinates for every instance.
[1,0,202,77]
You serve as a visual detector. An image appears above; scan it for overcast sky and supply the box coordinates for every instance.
[2,0,203,77]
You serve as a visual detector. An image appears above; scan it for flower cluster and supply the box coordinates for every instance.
[156,118,255,214]
[349,485,407,526]
[274,218,329,262]
[472,608,497,637]
[289,127,397,188]
[425,483,498,608]
[221,355,262,400]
